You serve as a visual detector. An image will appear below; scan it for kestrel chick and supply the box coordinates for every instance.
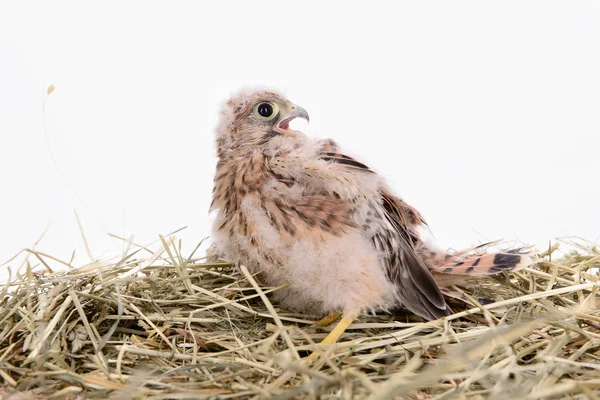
[210,89,531,348]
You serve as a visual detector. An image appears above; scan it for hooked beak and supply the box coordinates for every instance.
[273,103,310,137]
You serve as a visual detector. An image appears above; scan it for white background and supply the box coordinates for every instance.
[1,1,599,278]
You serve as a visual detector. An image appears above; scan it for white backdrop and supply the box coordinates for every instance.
[1,1,599,278]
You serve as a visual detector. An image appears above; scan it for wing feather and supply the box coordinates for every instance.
[374,193,450,320]
[378,192,450,319]
[318,152,374,173]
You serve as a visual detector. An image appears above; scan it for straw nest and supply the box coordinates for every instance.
[1,235,599,400]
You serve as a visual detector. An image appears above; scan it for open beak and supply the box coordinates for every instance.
[273,104,310,137]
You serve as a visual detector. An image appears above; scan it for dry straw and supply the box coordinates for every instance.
[1,235,599,399]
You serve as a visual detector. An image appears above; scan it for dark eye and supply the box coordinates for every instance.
[257,102,274,118]
[254,101,279,120]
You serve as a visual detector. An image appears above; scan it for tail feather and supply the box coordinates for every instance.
[432,252,532,275]
[418,242,535,287]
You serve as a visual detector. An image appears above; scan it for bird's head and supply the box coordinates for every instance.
[215,89,309,157]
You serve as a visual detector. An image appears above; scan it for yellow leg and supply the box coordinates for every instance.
[307,314,354,361]
[313,311,342,327]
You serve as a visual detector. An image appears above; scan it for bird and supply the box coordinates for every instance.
[209,88,533,353]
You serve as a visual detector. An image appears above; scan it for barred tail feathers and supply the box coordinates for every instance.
[432,251,532,275]
[418,243,533,287]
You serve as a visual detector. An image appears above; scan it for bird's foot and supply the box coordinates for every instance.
[306,314,354,361]
[312,311,342,327]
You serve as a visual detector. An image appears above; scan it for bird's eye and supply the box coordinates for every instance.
[255,102,278,120]
[258,103,273,117]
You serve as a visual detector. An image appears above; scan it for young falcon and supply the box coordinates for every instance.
[210,89,532,350]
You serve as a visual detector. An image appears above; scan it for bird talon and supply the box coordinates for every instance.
[312,311,342,327]
[306,314,355,360]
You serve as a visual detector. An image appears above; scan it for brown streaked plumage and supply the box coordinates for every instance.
[209,88,533,352]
